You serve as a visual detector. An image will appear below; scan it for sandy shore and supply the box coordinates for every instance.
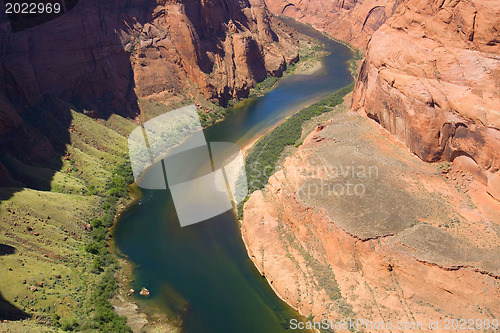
[294,58,323,75]
[112,45,327,333]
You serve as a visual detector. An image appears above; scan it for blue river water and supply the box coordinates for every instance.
[114,17,353,333]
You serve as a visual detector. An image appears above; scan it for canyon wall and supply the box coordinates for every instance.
[0,0,298,186]
[264,0,500,200]
[243,1,500,327]
[264,0,403,49]
[242,105,500,331]
[352,0,500,202]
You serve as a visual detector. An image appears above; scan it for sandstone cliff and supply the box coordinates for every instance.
[242,102,500,331]
[264,0,500,200]
[0,0,298,187]
[130,0,299,102]
[264,0,403,49]
[352,0,500,202]
[243,0,500,329]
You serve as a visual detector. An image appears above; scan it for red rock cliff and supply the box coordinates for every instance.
[243,0,500,327]
[264,0,403,49]
[242,104,500,331]
[130,0,299,102]
[0,0,298,186]
[264,0,500,201]
[352,0,500,201]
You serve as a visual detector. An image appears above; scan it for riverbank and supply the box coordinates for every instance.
[277,16,363,79]
[241,91,500,328]
[238,90,353,318]
[242,84,354,196]
[234,20,360,327]
[112,16,354,333]
[247,45,326,99]
[0,110,138,331]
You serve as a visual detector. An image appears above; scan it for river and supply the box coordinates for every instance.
[114,17,353,333]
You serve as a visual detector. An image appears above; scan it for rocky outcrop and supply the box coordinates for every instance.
[352,0,500,201]
[130,0,299,103]
[264,0,403,49]
[243,0,500,327]
[242,106,500,330]
[0,0,298,187]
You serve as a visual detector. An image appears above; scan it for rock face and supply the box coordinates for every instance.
[352,0,500,200]
[243,0,500,327]
[130,0,299,102]
[242,106,500,329]
[264,0,403,49]
[265,0,500,200]
[0,0,298,186]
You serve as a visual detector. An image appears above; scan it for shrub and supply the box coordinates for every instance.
[92,256,102,271]
[61,318,79,331]
[245,84,354,193]
[90,269,132,332]
[79,161,133,330]
[84,242,101,255]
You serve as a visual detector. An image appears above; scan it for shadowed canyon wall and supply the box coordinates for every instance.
[0,0,298,187]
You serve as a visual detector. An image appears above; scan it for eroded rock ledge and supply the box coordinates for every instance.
[0,0,299,186]
[242,106,500,328]
[352,0,500,202]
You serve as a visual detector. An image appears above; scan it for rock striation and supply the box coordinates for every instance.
[352,0,500,201]
[130,0,299,103]
[0,0,298,186]
[242,105,500,329]
[264,0,403,49]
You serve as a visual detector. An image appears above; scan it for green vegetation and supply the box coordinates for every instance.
[139,98,227,129]
[77,162,133,332]
[197,105,228,128]
[0,105,135,331]
[85,169,130,262]
[84,161,133,271]
[244,84,354,193]
[248,76,281,98]
[249,41,324,99]
[348,48,363,79]
[86,269,130,332]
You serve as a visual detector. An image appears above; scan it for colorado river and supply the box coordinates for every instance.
[114,18,353,333]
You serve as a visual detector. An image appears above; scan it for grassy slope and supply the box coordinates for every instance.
[0,21,340,332]
[0,109,136,332]
[244,85,354,191]
[0,96,238,331]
